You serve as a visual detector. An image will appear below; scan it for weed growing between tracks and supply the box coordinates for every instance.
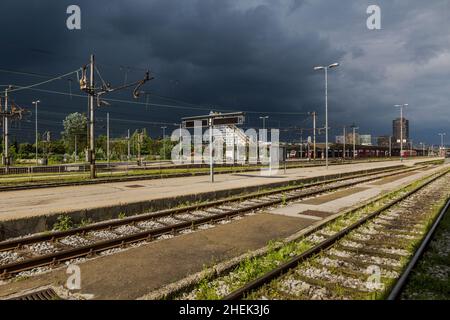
[176,169,449,300]
[177,169,450,299]
[53,215,74,231]
[400,202,450,300]
[247,175,450,300]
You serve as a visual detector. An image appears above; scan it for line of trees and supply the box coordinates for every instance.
[1,113,175,164]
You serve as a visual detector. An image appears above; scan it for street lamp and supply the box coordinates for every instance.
[259,116,269,130]
[352,126,359,159]
[314,62,340,170]
[32,100,40,165]
[394,104,408,160]
[438,133,446,149]
[420,142,425,157]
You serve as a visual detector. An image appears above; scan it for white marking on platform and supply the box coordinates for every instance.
[296,214,323,221]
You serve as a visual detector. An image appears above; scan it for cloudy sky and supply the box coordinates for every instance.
[0,0,449,145]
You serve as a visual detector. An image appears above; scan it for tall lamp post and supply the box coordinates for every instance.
[438,133,446,156]
[352,126,359,159]
[314,62,340,170]
[394,103,408,161]
[259,116,269,130]
[420,142,425,157]
[32,100,40,165]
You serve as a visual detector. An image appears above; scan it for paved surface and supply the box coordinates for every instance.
[0,162,445,300]
[269,165,446,218]
[0,158,435,222]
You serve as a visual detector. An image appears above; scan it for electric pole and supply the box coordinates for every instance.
[127,129,131,161]
[137,130,142,165]
[1,86,27,173]
[3,87,10,171]
[389,136,392,157]
[79,54,152,178]
[32,100,40,165]
[352,126,359,159]
[309,112,317,160]
[161,126,167,160]
[107,112,110,166]
[343,126,346,159]
[75,134,78,161]
[88,54,96,178]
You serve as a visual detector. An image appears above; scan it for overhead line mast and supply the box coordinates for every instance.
[80,54,153,179]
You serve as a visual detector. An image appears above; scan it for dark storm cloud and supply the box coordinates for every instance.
[0,0,449,144]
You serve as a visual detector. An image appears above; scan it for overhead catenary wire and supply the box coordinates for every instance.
[0,68,82,95]
[1,85,310,116]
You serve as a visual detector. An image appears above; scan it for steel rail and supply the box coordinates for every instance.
[387,197,450,300]
[222,168,450,300]
[0,165,413,252]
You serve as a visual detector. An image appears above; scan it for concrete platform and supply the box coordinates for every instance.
[268,166,445,218]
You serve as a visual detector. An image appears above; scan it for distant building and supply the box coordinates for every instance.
[345,132,360,145]
[377,136,391,148]
[393,118,409,146]
[360,135,372,146]
[335,135,344,144]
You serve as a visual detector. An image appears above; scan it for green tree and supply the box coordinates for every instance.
[61,112,88,154]
[18,143,34,159]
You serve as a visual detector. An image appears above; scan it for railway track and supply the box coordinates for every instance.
[388,198,450,300]
[216,168,450,300]
[0,165,433,279]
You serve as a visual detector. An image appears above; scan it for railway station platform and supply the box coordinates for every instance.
[0,158,441,240]
[0,160,446,300]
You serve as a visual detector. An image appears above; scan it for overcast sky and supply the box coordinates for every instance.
[0,0,449,145]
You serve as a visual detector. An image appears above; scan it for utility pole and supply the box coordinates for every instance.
[0,86,25,173]
[107,112,110,166]
[127,129,131,161]
[343,126,346,159]
[179,123,183,162]
[410,139,413,157]
[438,133,446,149]
[352,126,359,159]
[74,135,78,161]
[161,126,167,160]
[138,130,142,165]
[309,112,317,160]
[88,54,96,178]
[3,88,9,172]
[300,129,303,159]
[79,54,152,178]
[314,63,340,170]
[259,116,269,130]
[32,100,40,165]
[438,133,446,156]
[389,136,392,157]
[209,118,214,183]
